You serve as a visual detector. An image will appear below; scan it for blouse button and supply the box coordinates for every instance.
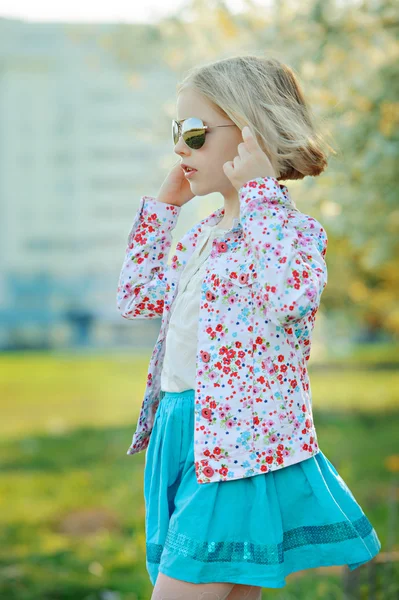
[201,351,211,363]
[217,241,228,253]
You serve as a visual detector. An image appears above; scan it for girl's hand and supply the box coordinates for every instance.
[156,160,196,207]
[223,126,276,191]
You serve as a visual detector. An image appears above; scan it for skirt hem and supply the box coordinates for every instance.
[154,543,380,588]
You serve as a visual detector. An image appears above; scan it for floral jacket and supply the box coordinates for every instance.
[117,176,328,484]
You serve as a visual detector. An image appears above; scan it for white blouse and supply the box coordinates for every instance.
[160,223,229,393]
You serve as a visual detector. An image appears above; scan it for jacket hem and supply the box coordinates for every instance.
[194,444,322,484]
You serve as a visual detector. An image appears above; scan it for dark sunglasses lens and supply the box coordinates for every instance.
[183,118,205,149]
[173,118,206,149]
[184,127,205,149]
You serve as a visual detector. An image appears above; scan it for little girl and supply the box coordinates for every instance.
[117,55,381,599]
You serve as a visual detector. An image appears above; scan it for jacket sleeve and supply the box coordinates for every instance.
[239,176,328,326]
[116,195,181,319]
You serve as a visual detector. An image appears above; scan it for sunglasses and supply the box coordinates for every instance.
[172,117,236,149]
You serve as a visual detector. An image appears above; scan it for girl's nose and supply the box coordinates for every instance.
[174,136,189,155]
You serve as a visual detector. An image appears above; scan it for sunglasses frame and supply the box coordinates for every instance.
[172,117,237,149]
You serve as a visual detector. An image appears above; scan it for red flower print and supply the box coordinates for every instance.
[202,407,212,420]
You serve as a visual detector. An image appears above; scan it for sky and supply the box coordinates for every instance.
[0,0,268,24]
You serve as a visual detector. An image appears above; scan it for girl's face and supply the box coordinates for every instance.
[174,87,243,197]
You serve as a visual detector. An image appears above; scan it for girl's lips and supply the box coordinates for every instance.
[184,168,198,179]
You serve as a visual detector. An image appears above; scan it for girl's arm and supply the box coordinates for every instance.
[116,196,181,319]
[239,176,328,326]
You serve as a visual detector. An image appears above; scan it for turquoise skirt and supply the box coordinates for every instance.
[144,389,381,588]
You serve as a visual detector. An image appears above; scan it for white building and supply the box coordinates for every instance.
[0,18,213,350]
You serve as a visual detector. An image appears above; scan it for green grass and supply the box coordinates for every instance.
[328,342,399,366]
[0,351,398,599]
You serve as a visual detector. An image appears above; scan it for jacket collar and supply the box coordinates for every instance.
[199,182,296,233]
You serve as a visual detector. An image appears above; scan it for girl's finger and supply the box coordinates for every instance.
[242,125,261,153]
[237,141,250,160]
[223,161,234,175]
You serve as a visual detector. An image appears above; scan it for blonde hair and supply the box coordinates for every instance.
[176,55,336,181]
